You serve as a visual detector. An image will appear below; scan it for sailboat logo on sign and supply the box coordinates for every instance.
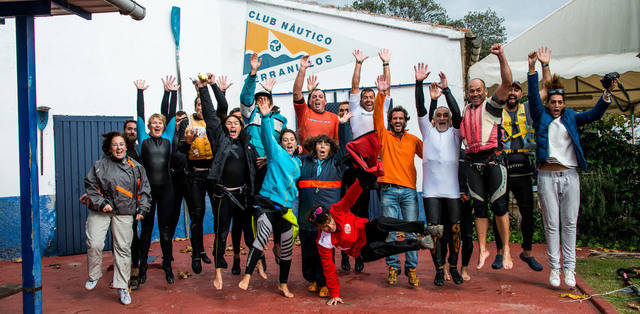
[243,8,338,82]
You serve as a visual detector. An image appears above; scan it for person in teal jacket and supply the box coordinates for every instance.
[238,95,301,298]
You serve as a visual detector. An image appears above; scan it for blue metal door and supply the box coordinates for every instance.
[54,115,131,256]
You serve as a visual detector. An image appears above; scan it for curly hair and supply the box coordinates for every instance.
[303,134,338,159]
[101,131,125,155]
[387,106,410,128]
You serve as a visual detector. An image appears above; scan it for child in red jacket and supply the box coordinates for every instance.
[309,178,443,306]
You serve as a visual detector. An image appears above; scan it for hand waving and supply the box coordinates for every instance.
[414,62,430,81]
[133,80,149,90]
[307,75,319,92]
[259,78,276,93]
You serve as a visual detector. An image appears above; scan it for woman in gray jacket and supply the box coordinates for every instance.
[84,131,151,305]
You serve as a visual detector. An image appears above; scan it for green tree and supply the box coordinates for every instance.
[449,9,506,59]
[351,1,507,59]
[352,0,448,25]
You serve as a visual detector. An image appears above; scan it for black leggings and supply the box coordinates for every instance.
[245,211,294,283]
[359,217,426,263]
[185,172,215,259]
[466,161,508,218]
[212,191,248,268]
[493,174,535,251]
[300,229,326,286]
[460,198,474,267]
[139,182,178,264]
[231,203,254,255]
[424,198,461,268]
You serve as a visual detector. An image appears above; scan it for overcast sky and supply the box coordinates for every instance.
[315,0,571,41]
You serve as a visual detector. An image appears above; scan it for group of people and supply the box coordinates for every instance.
[82,43,617,306]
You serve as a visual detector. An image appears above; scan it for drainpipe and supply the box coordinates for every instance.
[104,0,146,20]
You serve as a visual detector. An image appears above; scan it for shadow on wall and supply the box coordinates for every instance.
[0,195,56,260]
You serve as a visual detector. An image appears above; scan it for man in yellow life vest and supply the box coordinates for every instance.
[491,81,542,272]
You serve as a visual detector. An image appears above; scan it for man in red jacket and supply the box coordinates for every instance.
[309,178,443,306]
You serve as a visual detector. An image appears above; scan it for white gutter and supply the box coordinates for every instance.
[104,0,146,20]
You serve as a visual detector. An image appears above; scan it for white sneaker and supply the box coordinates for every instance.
[563,268,576,287]
[549,268,561,287]
[118,288,132,305]
[85,279,98,291]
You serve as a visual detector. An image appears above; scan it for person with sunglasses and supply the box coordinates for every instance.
[309,176,442,306]
[527,47,615,288]
[414,63,464,286]
[238,94,301,298]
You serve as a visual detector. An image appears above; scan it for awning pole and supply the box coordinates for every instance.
[16,15,43,314]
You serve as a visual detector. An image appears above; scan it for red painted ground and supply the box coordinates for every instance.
[0,236,600,313]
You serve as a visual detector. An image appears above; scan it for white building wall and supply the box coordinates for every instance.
[0,0,465,198]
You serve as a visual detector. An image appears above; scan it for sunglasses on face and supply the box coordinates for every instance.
[548,89,564,95]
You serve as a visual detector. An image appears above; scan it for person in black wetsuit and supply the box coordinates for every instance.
[134,76,180,285]
[185,74,258,290]
[177,76,231,274]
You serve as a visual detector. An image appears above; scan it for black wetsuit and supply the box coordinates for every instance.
[136,89,178,268]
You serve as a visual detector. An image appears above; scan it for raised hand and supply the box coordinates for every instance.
[205,73,216,86]
[378,48,391,63]
[133,80,149,90]
[353,49,368,63]
[339,111,353,124]
[250,53,262,73]
[307,75,319,92]
[537,46,551,65]
[216,75,233,92]
[490,43,504,57]
[259,78,276,93]
[256,95,274,115]
[375,75,389,92]
[429,83,442,100]
[300,55,312,70]
[414,62,430,81]
[528,50,538,71]
[162,75,179,91]
[436,72,448,90]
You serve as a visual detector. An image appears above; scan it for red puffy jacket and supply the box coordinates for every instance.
[316,180,366,298]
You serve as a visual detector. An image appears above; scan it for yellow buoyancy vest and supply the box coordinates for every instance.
[502,103,535,153]
[188,116,213,160]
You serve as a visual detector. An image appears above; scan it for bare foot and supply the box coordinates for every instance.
[476,250,490,270]
[213,268,223,290]
[502,251,513,270]
[461,267,471,281]
[257,260,268,279]
[279,283,294,298]
[444,268,451,281]
[238,274,250,290]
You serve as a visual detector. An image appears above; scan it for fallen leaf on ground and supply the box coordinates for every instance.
[628,303,640,311]
[576,248,583,251]
[174,237,188,242]
[594,272,601,276]
[226,246,234,251]
[179,246,193,253]
[602,248,620,253]
[560,293,589,300]
[48,263,61,269]
[13,258,22,263]
[177,270,192,279]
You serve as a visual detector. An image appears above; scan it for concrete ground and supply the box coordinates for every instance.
[0,235,601,313]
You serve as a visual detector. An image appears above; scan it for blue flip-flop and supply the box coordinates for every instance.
[520,252,543,271]
[491,254,503,269]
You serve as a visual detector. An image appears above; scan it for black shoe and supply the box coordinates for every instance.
[192,258,202,274]
[434,269,445,286]
[129,275,140,290]
[354,256,364,273]
[201,252,212,264]
[491,254,503,270]
[450,267,464,284]
[341,254,351,272]
[163,260,174,284]
[232,256,241,275]
[138,263,148,284]
[520,252,543,272]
